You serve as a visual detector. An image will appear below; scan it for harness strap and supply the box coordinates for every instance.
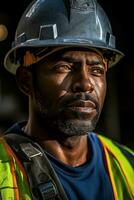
[4,134,68,200]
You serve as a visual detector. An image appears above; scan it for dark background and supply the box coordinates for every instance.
[0,0,134,149]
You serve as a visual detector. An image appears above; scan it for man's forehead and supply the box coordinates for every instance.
[61,49,103,60]
[48,47,104,61]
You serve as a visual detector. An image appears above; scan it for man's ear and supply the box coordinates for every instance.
[16,66,33,96]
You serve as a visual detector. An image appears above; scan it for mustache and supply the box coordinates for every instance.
[59,93,100,111]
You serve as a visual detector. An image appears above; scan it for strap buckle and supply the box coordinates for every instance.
[38,181,58,200]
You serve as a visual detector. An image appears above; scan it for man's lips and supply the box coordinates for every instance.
[59,93,99,116]
[65,100,97,113]
[66,100,96,109]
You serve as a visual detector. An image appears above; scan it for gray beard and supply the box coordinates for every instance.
[34,88,100,138]
[50,115,99,137]
[35,98,100,137]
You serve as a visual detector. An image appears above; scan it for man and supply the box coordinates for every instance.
[1,0,134,199]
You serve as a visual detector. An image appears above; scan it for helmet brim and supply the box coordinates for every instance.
[4,39,124,74]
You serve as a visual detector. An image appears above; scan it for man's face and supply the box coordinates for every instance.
[31,49,107,137]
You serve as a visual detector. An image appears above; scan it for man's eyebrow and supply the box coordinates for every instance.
[60,56,79,63]
[86,60,105,67]
[61,56,104,65]
[86,60,100,64]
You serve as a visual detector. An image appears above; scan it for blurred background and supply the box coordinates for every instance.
[0,0,134,149]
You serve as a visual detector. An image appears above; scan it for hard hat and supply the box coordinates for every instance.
[4,0,124,74]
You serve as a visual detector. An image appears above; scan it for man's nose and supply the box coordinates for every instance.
[72,67,94,93]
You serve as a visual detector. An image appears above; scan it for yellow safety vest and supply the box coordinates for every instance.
[0,137,31,200]
[98,135,134,200]
[0,135,134,200]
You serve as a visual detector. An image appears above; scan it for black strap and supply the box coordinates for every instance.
[4,134,68,200]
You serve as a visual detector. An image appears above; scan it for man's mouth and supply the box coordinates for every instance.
[65,100,96,114]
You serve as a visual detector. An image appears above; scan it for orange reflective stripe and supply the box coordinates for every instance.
[101,144,119,200]
[0,137,15,199]
[0,137,31,200]
[2,139,20,200]
[98,135,134,200]
[5,141,28,181]
[3,140,19,200]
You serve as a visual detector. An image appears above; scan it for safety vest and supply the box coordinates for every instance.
[0,135,134,200]
[0,137,31,200]
[98,135,134,200]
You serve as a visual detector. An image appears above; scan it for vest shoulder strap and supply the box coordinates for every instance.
[0,137,31,200]
[4,133,68,200]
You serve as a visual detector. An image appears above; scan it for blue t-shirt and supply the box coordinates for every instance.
[6,122,114,200]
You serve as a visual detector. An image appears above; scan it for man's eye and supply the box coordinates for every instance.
[91,66,105,76]
[53,64,71,73]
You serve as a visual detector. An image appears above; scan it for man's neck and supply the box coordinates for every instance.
[23,119,90,167]
[41,135,90,167]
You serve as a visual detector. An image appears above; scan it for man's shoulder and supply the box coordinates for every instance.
[98,134,134,154]
[97,134,134,167]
